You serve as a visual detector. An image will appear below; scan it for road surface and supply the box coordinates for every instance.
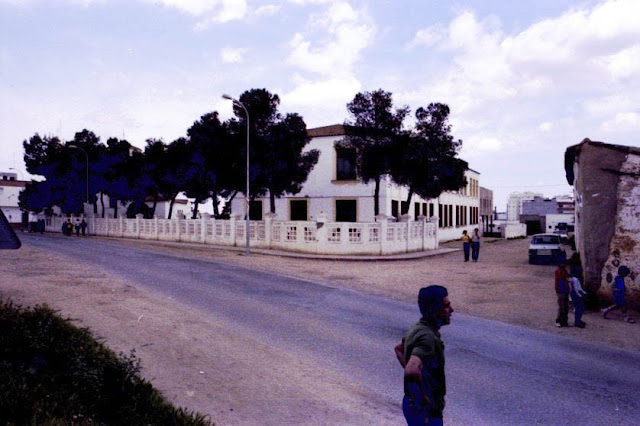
[21,233,640,424]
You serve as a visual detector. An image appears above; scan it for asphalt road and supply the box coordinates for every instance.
[21,233,640,425]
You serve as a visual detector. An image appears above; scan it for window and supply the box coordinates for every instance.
[429,203,434,218]
[336,199,357,222]
[391,200,399,218]
[290,200,308,221]
[438,204,443,227]
[414,203,420,220]
[401,201,409,217]
[336,148,357,180]
[249,200,262,220]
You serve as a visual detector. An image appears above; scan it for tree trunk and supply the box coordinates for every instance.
[191,198,200,219]
[151,198,158,219]
[374,176,380,216]
[168,195,176,219]
[113,199,118,219]
[270,191,276,213]
[402,188,414,215]
[93,200,98,215]
[100,193,105,218]
[212,191,220,217]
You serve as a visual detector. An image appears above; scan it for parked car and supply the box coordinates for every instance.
[553,229,569,244]
[528,233,566,265]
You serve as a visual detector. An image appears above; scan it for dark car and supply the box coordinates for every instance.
[528,233,565,265]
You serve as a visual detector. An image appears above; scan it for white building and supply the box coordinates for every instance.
[506,191,544,221]
[0,172,26,224]
[230,124,481,242]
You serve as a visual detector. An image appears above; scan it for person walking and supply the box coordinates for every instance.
[394,285,454,426]
[554,262,570,327]
[602,265,636,323]
[460,230,471,262]
[569,271,587,328]
[471,228,481,262]
[64,219,73,236]
[80,219,87,236]
[74,219,81,236]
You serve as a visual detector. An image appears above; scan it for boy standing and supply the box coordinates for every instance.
[569,272,587,328]
[602,266,636,323]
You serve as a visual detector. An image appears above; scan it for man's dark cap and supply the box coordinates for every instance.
[418,285,448,318]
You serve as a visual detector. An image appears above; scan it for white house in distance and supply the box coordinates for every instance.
[0,171,26,225]
[230,124,481,242]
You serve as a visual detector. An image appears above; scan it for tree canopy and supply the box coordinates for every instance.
[337,89,409,216]
[229,89,319,214]
[20,88,319,218]
[391,103,467,214]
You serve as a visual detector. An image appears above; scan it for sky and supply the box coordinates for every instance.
[2,0,640,210]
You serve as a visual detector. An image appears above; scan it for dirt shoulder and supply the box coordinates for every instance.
[1,235,639,424]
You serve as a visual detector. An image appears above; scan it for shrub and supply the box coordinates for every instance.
[0,299,213,425]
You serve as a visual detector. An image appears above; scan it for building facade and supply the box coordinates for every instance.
[506,191,544,221]
[230,124,481,242]
[565,139,640,309]
[479,186,494,234]
[0,172,26,225]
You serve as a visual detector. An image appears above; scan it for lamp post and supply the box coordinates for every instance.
[222,94,250,255]
[68,145,89,205]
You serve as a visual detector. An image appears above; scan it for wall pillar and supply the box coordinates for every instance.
[264,212,277,249]
[136,214,143,239]
[376,214,389,255]
[201,213,210,243]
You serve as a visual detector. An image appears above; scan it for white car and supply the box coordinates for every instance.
[528,233,566,265]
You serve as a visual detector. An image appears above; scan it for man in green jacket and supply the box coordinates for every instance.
[394,285,454,426]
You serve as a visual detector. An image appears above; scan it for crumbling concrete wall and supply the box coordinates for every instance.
[572,143,626,293]
[598,153,640,308]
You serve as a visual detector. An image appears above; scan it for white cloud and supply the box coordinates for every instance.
[406,25,445,50]
[287,1,375,77]
[596,44,640,79]
[220,46,248,63]
[0,0,103,4]
[601,112,640,132]
[284,74,360,108]
[400,0,640,164]
[407,0,640,110]
[255,4,281,17]
[583,94,637,117]
[141,0,247,21]
[539,122,553,132]
[288,0,332,4]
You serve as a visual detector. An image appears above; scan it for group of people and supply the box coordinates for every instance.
[460,228,481,262]
[554,258,587,328]
[555,258,636,327]
[61,218,87,237]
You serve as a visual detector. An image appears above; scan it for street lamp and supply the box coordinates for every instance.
[222,94,250,255]
[68,145,89,205]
